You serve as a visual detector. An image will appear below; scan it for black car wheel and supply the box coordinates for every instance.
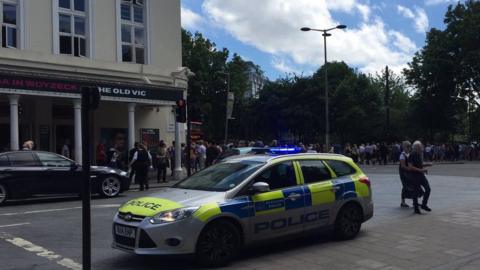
[196,220,241,267]
[0,183,8,205]
[334,203,363,240]
[100,176,121,198]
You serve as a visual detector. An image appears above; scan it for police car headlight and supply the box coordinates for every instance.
[149,207,199,224]
[120,171,127,176]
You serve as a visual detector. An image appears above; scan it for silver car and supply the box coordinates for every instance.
[112,153,373,267]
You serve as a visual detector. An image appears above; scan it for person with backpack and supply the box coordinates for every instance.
[129,143,152,191]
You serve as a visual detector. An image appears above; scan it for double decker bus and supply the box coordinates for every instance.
[190,121,203,142]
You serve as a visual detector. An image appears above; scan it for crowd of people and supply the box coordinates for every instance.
[95,139,226,190]
[329,141,480,165]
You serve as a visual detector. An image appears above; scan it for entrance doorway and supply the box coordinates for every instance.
[55,125,74,158]
[0,124,9,151]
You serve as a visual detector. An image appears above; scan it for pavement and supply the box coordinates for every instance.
[1,162,480,269]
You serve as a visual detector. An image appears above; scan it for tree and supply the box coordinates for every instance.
[371,70,411,141]
[403,0,480,141]
[182,29,252,141]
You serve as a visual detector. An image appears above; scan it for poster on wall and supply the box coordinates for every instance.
[140,128,160,150]
[100,128,129,169]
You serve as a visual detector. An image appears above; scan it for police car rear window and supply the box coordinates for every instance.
[298,160,331,183]
[325,160,356,177]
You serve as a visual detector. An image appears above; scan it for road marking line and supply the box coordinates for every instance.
[0,222,30,228]
[1,234,82,270]
[0,204,120,216]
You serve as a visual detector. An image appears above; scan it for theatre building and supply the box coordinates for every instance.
[0,0,187,163]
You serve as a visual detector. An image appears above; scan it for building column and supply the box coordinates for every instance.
[128,103,135,150]
[73,99,82,163]
[9,95,20,151]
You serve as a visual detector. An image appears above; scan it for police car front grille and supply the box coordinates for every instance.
[118,212,146,222]
[114,234,136,247]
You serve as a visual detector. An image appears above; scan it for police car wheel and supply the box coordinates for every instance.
[196,220,241,267]
[99,176,121,198]
[334,203,362,240]
[0,183,8,205]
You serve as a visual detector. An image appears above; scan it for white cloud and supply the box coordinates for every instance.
[326,0,357,12]
[181,6,203,30]
[389,31,418,54]
[397,5,414,18]
[425,0,455,5]
[272,57,295,74]
[203,0,418,75]
[357,4,371,22]
[397,5,429,33]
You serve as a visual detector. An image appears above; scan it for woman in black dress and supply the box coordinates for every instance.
[399,141,413,208]
[409,141,432,214]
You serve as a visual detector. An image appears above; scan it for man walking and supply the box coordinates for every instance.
[129,143,152,191]
[197,140,207,170]
[168,141,176,176]
[156,142,168,183]
[206,141,221,167]
[128,142,139,184]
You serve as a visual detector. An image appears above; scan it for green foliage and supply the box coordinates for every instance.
[233,62,409,144]
[182,29,252,142]
[403,0,480,141]
[182,1,480,143]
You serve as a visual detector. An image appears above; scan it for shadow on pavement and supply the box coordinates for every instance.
[96,230,363,269]
[2,194,129,207]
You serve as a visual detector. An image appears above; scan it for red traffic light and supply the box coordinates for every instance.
[176,99,185,107]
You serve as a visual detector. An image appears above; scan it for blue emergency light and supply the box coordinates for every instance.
[268,147,303,155]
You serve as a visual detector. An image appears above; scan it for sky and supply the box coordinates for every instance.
[181,0,462,80]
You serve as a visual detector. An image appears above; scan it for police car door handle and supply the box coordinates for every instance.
[287,193,302,200]
[331,186,341,191]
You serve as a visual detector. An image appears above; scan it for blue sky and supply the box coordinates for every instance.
[181,0,460,80]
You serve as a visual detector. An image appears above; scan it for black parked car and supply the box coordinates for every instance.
[0,151,130,205]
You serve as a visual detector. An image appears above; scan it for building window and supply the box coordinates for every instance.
[120,0,145,64]
[58,0,87,57]
[1,0,18,48]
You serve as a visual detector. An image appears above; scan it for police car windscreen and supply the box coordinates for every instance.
[175,161,264,191]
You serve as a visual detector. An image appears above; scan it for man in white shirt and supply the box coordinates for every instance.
[197,140,207,170]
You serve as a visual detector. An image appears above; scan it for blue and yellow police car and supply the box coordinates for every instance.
[112,153,373,267]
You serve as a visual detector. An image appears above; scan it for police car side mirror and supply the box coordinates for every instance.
[249,182,270,195]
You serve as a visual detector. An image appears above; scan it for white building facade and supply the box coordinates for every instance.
[0,0,186,164]
[243,61,264,100]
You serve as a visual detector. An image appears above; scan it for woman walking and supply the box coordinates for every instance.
[409,141,432,214]
[399,141,413,208]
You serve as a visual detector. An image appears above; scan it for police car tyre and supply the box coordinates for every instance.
[334,203,363,240]
[0,183,8,205]
[196,220,242,267]
[99,176,121,198]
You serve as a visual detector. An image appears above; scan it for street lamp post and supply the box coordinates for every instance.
[216,71,231,145]
[301,25,346,150]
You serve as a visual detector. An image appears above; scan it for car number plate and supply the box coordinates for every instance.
[115,225,135,239]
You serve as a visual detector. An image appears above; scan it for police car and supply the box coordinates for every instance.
[112,153,373,267]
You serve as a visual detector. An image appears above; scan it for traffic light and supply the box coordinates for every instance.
[176,99,186,123]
